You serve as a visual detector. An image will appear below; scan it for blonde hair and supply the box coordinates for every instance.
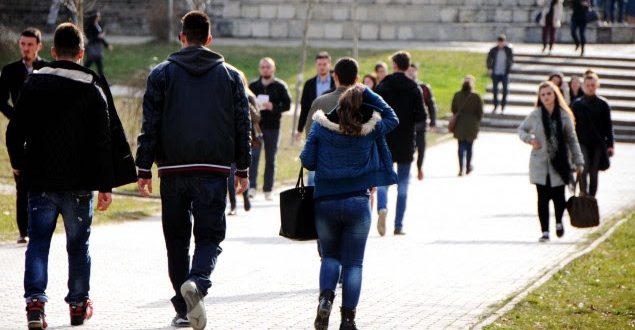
[260,57,275,67]
[536,81,575,125]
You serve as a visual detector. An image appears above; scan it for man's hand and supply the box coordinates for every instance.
[235,176,249,195]
[608,147,614,157]
[138,178,153,197]
[12,169,20,176]
[97,192,112,211]
[263,102,273,111]
[417,169,424,181]
[294,131,303,142]
[487,69,493,76]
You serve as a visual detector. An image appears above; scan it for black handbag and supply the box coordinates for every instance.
[567,179,600,228]
[279,167,318,240]
[586,8,599,23]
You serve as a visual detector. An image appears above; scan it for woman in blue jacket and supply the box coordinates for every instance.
[301,83,398,330]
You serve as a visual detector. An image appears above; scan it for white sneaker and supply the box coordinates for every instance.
[248,188,256,198]
[377,209,387,236]
[265,192,273,201]
[180,280,206,330]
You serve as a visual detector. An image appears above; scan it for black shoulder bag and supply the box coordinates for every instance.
[279,167,318,240]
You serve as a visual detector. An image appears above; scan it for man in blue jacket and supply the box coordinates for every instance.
[136,11,251,330]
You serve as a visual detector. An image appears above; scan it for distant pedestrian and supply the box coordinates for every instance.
[538,0,564,54]
[549,72,570,105]
[376,51,426,236]
[0,27,48,244]
[451,75,483,177]
[84,11,111,77]
[136,11,251,329]
[362,74,377,90]
[518,81,584,242]
[571,73,614,197]
[228,69,261,215]
[406,63,438,180]
[605,0,626,23]
[486,34,514,114]
[374,62,388,84]
[570,0,591,56]
[301,76,399,330]
[7,22,136,329]
[568,75,585,106]
[296,51,335,141]
[248,57,292,200]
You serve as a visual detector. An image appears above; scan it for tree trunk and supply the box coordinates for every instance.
[352,0,359,60]
[75,0,83,32]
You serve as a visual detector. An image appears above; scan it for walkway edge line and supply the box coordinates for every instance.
[471,214,630,330]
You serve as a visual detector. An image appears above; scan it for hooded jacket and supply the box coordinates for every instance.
[376,72,426,163]
[136,46,251,178]
[300,87,399,199]
[6,60,130,192]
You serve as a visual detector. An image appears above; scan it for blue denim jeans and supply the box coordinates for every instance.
[570,19,587,48]
[377,162,412,230]
[24,191,94,304]
[315,195,371,309]
[605,0,625,22]
[160,175,226,315]
[249,129,280,192]
[491,74,509,108]
[458,140,474,171]
[307,170,316,186]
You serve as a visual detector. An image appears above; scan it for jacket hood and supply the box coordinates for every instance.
[312,105,381,136]
[168,46,224,76]
[379,72,419,92]
[33,60,106,102]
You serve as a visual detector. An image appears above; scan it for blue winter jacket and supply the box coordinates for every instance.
[300,87,399,199]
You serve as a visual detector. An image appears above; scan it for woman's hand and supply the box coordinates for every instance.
[529,138,541,150]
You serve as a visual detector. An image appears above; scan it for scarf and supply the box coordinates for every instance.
[541,105,572,185]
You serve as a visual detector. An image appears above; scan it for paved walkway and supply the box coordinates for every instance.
[0,132,633,329]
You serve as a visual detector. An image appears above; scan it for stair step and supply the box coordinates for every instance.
[514,57,635,71]
[509,74,635,90]
[514,52,635,62]
[510,64,635,81]
[484,94,635,112]
[481,105,635,125]
[486,84,635,101]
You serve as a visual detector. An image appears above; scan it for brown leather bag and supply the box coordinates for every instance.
[567,179,600,228]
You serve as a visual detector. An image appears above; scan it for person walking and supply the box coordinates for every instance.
[0,27,48,244]
[571,73,614,197]
[296,51,335,140]
[486,34,514,114]
[84,11,111,77]
[451,76,484,177]
[605,0,626,24]
[538,0,564,54]
[248,57,292,200]
[406,63,438,181]
[375,51,426,236]
[569,75,585,106]
[571,0,591,56]
[6,22,136,329]
[362,74,377,90]
[374,62,388,84]
[549,72,571,105]
[136,11,251,329]
[301,77,399,330]
[518,81,584,242]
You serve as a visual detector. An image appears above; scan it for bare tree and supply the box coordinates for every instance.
[351,0,359,59]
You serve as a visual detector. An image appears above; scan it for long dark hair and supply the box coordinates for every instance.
[337,86,365,136]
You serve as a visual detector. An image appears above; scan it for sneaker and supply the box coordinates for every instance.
[264,192,273,201]
[180,280,206,330]
[394,228,406,236]
[171,313,190,328]
[556,223,564,238]
[69,299,93,326]
[26,299,47,329]
[377,209,387,236]
[248,188,256,199]
[17,236,27,244]
[458,171,464,177]
[491,106,498,114]
[466,165,474,175]
[228,207,237,216]
[539,232,550,243]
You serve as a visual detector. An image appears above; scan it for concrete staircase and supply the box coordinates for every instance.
[482,53,635,143]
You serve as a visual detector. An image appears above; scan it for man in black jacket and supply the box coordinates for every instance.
[572,73,614,197]
[375,51,426,236]
[407,63,438,181]
[248,57,292,200]
[486,35,514,114]
[136,11,251,330]
[0,27,48,244]
[296,51,335,138]
[6,23,120,329]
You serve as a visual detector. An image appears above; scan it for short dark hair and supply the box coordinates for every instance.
[497,34,506,42]
[53,23,83,58]
[181,11,211,44]
[374,62,387,72]
[409,63,418,70]
[21,27,42,44]
[334,57,358,86]
[315,51,331,61]
[390,51,411,71]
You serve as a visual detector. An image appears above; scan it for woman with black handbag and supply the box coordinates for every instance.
[300,59,398,330]
[518,81,584,242]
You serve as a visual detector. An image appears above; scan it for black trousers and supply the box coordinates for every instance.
[542,24,557,51]
[535,176,566,233]
[415,123,426,172]
[580,144,602,197]
[14,174,28,237]
[84,57,104,77]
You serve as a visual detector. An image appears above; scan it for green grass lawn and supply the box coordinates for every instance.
[485,212,635,329]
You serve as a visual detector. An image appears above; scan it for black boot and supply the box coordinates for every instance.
[339,307,357,330]
[314,290,335,330]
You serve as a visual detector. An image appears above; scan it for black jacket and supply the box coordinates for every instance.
[136,46,251,178]
[249,77,291,130]
[5,61,136,193]
[297,74,335,132]
[486,46,514,75]
[0,57,48,119]
[572,95,614,148]
[376,72,426,163]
